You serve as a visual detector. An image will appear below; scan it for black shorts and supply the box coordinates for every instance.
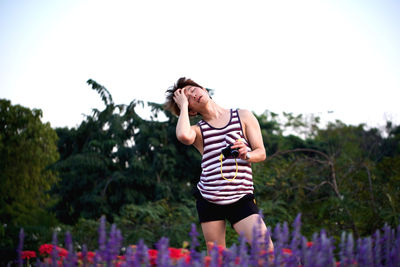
[194,188,259,226]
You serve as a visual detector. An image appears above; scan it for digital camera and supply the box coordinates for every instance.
[221,144,239,158]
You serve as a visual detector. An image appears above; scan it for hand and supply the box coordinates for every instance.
[231,139,249,160]
[173,88,189,110]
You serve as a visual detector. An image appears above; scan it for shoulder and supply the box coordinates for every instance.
[237,109,255,121]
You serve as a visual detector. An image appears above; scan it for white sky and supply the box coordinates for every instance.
[1,0,399,130]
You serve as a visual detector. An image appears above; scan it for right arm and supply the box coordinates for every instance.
[174,88,197,145]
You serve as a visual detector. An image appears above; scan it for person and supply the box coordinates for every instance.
[164,77,274,252]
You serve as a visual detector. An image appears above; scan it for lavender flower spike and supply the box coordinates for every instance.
[51,230,58,267]
[64,231,77,266]
[156,237,170,267]
[189,223,201,263]
[17,228,24,267]
[98,215,107,261]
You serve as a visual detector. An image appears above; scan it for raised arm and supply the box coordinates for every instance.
[173,88,197,145]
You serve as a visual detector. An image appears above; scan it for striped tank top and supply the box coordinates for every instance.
[197,109,254,205]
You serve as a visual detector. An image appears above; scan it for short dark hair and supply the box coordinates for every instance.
[164,77,203,116]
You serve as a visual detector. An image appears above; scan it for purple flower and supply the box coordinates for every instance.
[14,212,400,267]
[123,245,134,267]
[250,217,261,266]
[81,244,88,267]
[189,223,201,263]
[156,237,170,267]
[64,231,78,266]
[98,215,107,261]
[373,229,382,266]
[392,224,400,265]
[209,244,220,267]
[221,246,234,267]
[134,239,150,267]
[237,233,249,267]
[51,230,58,267]
[105,224,123,264]
[17,228,24,267]
[383,223,392,265]
[345,232,355,266]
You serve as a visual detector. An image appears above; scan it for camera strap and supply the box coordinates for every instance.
[219,154,239,181]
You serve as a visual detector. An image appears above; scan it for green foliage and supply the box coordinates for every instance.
[0,99,60,266]
[0,99,59,226]
[68,217,101,250]
[114,199,199,249]
[51,80,202,225]
[254,117,400,240]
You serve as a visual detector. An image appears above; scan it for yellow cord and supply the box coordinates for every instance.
[219,154,239,181]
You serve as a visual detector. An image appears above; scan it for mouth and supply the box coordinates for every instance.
[197,96,202,103]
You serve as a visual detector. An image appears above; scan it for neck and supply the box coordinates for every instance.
[199,100,228,122]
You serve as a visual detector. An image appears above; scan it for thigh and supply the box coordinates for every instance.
[227,194,259,226]
[233,214,273,250]
[201,220,227,250]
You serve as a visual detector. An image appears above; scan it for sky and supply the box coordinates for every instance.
[1,0,399,131]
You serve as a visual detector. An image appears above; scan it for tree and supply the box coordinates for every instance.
[52,80,202,224]
[0,99,59,226]
[254,117,399,240]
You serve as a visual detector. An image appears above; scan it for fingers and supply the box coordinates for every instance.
[232,140,248,159]
[174,87,186,97]
[173,88,186,101]
[173,88,188,109]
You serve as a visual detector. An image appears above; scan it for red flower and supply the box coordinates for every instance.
[168,247,183,259]
[282,248,293,255]
[169,247,191,264]
[204,255,211,267]
[38,244,68,258]
[77,251,95,263]
[22,251,36,260]
[235,256,241,265]
[87,251,95,261]
[39,244,53,256]
[117,255,126,261]
[205,242,224,266]
[115,258,125,267]
[57,247,68,258]
[206,241,225,256]
[148,249,158,265]
[307,241,313,248]
[260,249,274,256]
[184,254,191,264]
[147,247,190,265]
[43,257,63,266]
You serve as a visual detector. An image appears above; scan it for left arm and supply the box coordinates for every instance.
[233,109,266,163]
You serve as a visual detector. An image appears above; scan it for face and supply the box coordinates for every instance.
[183,85,209,113]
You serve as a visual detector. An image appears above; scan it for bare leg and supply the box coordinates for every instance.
[200,220,226,254]
[233,214,274,251]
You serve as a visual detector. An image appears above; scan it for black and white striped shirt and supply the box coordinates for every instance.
[197,109,253,205]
